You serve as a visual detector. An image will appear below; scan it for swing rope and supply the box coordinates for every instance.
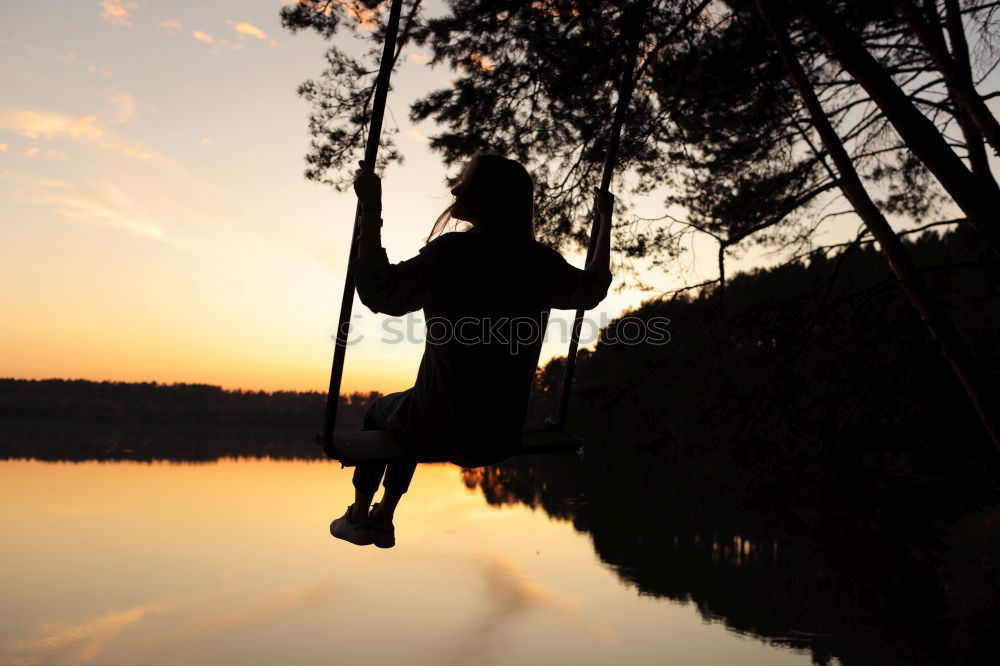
[553,0,710,429]
[554,1,649,430]
[320,0,406,458]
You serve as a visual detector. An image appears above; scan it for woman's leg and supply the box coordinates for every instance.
[343,398,390,521]
[352,393,420,524]
[351,462,385,522]
[371,458,417,523]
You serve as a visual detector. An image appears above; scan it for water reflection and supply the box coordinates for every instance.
[461,450,999,666]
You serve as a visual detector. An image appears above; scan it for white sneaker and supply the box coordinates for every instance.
[330,504,374,546]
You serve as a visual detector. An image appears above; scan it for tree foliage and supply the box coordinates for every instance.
[282,0,1000,276]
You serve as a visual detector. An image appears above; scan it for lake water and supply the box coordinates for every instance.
[1,457,821,666]
[1,427,995,666]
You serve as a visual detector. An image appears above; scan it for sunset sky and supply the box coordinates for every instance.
[0,0,833,394]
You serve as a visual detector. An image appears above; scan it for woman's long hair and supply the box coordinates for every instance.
[425,153,537,244]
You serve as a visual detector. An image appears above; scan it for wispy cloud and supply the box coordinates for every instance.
[227,20,266,40]
[158,18,183,35]
[188,28,261,54]
[16,147,66,161]
[98,0,140,26]
[0,106,163,162]
[191,30,215,44]
[0,108,105,141]
[98,139,155,160]
[0,143,8,152]
[409,53,430,64]
[225,20,280,49]
[21,178,169,241]
[56,51,114,77]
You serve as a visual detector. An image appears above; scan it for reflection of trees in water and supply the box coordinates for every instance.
[0,386,378,461]
[0,422,327,462]
[461,452,999,666]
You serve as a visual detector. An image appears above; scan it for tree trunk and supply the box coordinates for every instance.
[756,0,1000,455]
[787,0,1000,257]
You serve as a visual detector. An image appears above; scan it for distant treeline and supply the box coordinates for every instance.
[0,379,376,430]
[0,380,383,460]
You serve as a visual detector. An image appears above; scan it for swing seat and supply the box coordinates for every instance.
[319,420,583,466]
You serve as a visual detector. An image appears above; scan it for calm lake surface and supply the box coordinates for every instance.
[1,424,995,665]
[0,457,815,666]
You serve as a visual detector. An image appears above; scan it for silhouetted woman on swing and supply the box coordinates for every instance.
[331,152,614,548]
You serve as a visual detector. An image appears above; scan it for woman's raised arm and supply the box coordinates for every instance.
[589,187,613,278]
[349,161,457,316]
[543,188,614,311]
[354,160,383,262]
